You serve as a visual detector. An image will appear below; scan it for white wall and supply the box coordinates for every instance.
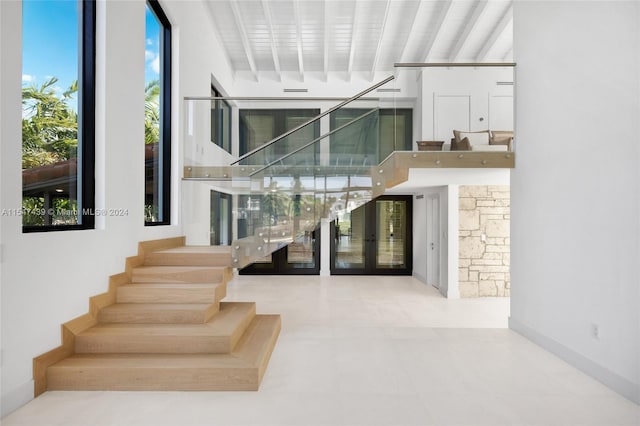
[420,67,514,140]
[511,1,640,403]
[0,0,237,415]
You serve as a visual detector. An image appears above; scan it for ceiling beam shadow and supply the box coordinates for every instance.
[476,5,512,62]
[421,0,452,62]
[262,0,282,82]
[229,1,258,81]
[347,0,361,81]
[449,0,489,62]
[293,0,305,82]
[369,0,391,81]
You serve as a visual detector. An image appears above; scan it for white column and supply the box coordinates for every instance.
[319,218,331,276]
[446,184,460,299]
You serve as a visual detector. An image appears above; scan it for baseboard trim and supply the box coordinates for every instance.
[509,317,640,405]
[1,380,34,418]
[413,271,427,284]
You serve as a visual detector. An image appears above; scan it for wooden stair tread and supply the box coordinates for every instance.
[116,282,226,304]
[119,283,221,289]
[233,315,281,367]
[133,266,228,273]
[50,353,248,369]
[131,265,230,284]
[47,314,281,391]
[81,302,255,337]
[152,246,232,255]
[101,303,214,312]
[77,302,255,354]
[144,246,232,267]
[98,303,219,324]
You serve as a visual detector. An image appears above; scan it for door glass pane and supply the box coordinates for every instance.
[334,206,365,269]
[376,200,407,269]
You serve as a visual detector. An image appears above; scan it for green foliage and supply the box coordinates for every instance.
[145,79,160,144]
[22,77,78,169]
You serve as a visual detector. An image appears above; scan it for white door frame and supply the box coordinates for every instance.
[426,193,441,288]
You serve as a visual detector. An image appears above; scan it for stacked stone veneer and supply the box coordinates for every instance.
[459,186,510,297]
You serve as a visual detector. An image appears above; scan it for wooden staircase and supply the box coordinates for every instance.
[34,238,281,394]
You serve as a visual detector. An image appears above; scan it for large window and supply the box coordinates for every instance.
[329,109,413,166]
[239,109,320,164]
[21,0,95,231]
[145,0,171,225]
[211,85,231,153]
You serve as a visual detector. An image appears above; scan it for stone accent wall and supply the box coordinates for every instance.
[459,186,510,297]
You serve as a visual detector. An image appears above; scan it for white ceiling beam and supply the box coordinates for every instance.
[261,0,282,82]
[421,0,453,62]
[476,6,512,61]
[347,0,360,81]
[398,1,427,63]
[323,0,329,82]
[229,1,258,81]
[293,0,305,82]
[449,0,489,62]
[203,2,237,80]
[369,0,391,81]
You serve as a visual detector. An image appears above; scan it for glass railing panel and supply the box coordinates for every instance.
[393,65,515,154]
[183,77,401,268]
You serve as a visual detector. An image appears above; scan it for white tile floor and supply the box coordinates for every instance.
[3,275,639,426]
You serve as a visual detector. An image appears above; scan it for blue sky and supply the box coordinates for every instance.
[22,0,78,97]
[22,0,161,106]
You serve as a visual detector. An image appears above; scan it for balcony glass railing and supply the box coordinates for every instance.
[182,66,516,268]
[182,77,398,267]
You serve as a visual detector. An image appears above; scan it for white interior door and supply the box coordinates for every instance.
[489,95,514,130]
[426,194,440,288]
[434,95,470,141]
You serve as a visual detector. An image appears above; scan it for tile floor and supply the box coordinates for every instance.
[3,275,639,426]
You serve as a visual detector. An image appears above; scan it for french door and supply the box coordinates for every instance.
[330,195,412,275]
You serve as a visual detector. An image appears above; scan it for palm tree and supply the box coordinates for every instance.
[144,79,160,144]
[22,77,78,168]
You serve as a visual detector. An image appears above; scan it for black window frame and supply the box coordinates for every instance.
[238,109,321,157]
[22,0,96,233]
[329,108,413,165]
[211,84,232,153]
[145,0,172,226]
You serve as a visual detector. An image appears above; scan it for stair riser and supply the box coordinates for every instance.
[75,336,232,354]
[47,368,259,391]
[98,304,218,324]
[131,268,228,284]
[144,253,232,267]
[116,286,224,304]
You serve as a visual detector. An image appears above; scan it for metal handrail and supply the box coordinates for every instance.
[249,108,379,177]
[230,75,395,165]
[394,62,516,68]
[184,96,383,101]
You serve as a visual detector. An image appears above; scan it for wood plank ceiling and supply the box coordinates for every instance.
[205,0,513,81]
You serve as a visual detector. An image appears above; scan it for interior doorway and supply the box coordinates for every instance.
[330,195,413,275]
